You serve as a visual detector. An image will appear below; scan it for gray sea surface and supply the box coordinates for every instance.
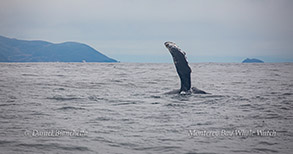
[0,63,292,154]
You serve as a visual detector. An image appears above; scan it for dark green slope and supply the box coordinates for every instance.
[0,35,117,62]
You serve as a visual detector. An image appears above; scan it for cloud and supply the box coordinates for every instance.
[0,0,292,62]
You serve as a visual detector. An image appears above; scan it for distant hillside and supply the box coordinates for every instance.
[0,35,117,62]
[242,58,264,63]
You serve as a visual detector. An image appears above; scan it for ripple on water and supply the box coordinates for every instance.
[16,143,91,152]
[88,95,108,101]
[46,95,83,101]
[253,148,278,153]
[258,141,278,146]
[57,106,86,110]
[265,113,282,119]
[0,140,15,145]
[0,103,18,106]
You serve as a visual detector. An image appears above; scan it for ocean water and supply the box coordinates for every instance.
[0,62,292,154]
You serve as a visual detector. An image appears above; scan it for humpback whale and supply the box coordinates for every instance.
[164,41,208,94]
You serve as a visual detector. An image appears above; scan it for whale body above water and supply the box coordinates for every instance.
[164,41,208,94]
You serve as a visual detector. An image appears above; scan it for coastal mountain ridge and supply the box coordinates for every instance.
[0,35,117,62]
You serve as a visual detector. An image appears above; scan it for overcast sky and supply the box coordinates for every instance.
[0,0,292,62]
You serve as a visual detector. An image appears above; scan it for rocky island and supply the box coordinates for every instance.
[242,58,264,63]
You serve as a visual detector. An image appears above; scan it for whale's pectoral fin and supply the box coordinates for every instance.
[165,41,191,93]
[178,71,191,92]
[164,41,209,95]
